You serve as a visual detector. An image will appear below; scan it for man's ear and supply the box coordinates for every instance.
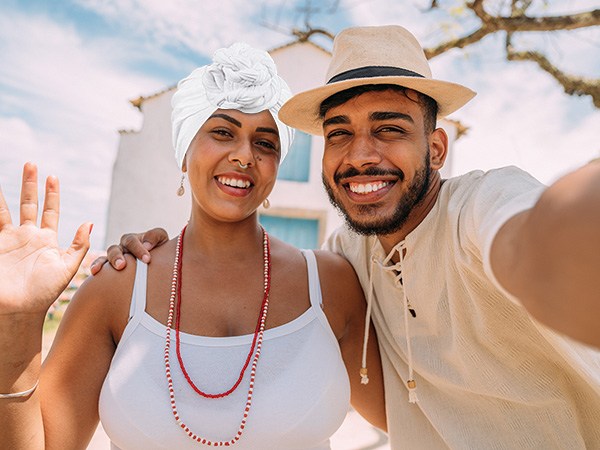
[429,127,448,170]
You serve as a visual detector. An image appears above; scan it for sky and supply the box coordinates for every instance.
[0,0,599,250]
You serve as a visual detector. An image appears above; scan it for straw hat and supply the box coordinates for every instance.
[278,25,476,136]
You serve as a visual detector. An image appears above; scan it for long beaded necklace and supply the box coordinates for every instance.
[164,224,271,446]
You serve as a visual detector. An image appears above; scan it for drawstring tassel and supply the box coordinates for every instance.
[407,379,419,403]
[360,367,369,385]
[397,241,420,404]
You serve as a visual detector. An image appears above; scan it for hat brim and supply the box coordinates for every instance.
[279,75,476,136]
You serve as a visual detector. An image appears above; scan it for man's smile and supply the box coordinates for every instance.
[348,180,392,194]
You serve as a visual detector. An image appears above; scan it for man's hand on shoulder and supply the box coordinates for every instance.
[90,228,170,275]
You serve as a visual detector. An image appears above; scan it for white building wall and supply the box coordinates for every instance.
[105,88,190,246]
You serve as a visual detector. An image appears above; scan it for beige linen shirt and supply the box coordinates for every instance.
[326,167,600,449]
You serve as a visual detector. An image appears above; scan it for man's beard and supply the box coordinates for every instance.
[322,151,432,237]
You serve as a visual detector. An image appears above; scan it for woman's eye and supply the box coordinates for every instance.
[257,140,275,149]
[212,129,232,138]
[256,139,280,152]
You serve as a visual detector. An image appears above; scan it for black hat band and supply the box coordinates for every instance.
[327,66,425,84]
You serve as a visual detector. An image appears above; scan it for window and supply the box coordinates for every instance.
[277,131,311,182]
[259,215,320,249]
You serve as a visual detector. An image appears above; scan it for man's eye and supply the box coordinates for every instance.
[326,130,350,139]
[378,126,404,133]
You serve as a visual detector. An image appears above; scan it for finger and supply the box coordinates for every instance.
[89,256,109,276]
[141,227,170,250]
[0,180,14,231]
[120,233,151,263]
[20,162,38,226]
[62,222,92,277]
[40,175,60,231]
[106,244,128,270]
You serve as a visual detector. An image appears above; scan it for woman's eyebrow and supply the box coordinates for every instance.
[207,113,242,128]
[256,127,279,136]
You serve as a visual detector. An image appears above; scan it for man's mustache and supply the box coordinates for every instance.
[334,166,405,184]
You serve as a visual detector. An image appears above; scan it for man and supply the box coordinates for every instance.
[100,25,600,449]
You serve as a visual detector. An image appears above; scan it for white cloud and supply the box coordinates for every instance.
[342,0,434,36]
[0,11,166,133]
[0,8,171,249]
[448,60,600,184]
[75,0,293,52]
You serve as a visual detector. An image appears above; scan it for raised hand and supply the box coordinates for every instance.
[0,162,91,316]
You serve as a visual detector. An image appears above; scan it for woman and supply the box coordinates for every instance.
[0,43,384,449]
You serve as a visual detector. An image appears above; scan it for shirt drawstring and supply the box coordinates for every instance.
[360,239,419,403]
[360,239,379,385]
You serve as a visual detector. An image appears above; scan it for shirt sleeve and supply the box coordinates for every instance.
[463,166,546,303]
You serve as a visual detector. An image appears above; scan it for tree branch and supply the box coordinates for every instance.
[506,35,600,108]
[291,27,335,42]
[424,26,494,58]
[423,3,600,108]
[424,8,600,59]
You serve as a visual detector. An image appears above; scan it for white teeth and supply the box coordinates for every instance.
[349,181,389,194]
[218,176,251,189]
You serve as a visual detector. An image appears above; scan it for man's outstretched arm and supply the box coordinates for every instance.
[492,161,600,347]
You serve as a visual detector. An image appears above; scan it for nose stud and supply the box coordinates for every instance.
[238,161,249,169]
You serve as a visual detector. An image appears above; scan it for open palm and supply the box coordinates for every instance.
[0,163,91,315]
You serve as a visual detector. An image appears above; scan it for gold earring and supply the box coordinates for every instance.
[262,198,270,209]
[177,174,185,196]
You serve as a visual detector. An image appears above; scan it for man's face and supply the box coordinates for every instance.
[321,89,434,236]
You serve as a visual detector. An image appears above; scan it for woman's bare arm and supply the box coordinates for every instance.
[0,163,91,449]
[40,258,135,448]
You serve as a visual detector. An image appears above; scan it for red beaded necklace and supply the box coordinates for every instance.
[164,225,271,446]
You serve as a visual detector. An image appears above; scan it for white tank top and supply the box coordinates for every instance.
[98,250,350,450]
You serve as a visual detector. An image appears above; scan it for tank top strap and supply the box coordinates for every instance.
[300,249,341,351]
[128,260,148,322]
[113,260,148,356]
[300,249,323,310]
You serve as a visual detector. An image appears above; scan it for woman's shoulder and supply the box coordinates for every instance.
[74,253,138,317]
[312,249,366,334]
[267,235,305,269]
[312,249,358,283]
[81,253,138,296]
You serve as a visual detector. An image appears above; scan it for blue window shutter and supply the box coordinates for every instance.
[277,131,311,182]
[259,215,319,249]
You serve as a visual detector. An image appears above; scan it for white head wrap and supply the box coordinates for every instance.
[172,42,295,169]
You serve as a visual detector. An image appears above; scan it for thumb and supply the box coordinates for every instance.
[142,227,170,250]
[62,222,92,276]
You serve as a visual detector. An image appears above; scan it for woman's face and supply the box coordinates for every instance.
[184,108,281,223]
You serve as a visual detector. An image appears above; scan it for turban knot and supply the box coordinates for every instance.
[172,42,294,169]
